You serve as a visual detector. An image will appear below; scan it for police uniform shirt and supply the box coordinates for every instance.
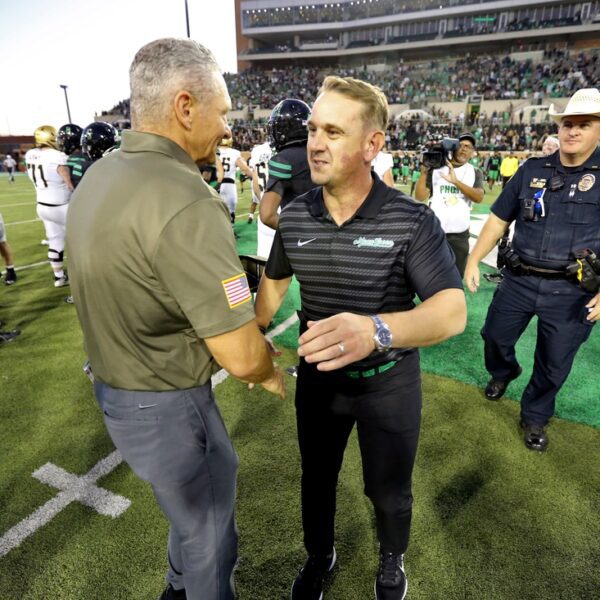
[265,143,313,209]
[266,174,463,367]
[67,149,93,188]
[67,131,255,391]
[491,148,600,270]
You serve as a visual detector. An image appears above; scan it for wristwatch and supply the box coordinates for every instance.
[369,315,393,353]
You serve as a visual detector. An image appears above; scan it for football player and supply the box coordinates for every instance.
[371,149,395,187]
[25,125,73,287]
[0,212,17,285]
[248,140,273,257]
[260,98,313,231]
[218,137,253,224]
[81,121,118,161]
[2,154,17,183]
[57,124,89,189]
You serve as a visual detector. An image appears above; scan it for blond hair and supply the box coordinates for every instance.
[318,76,389,131]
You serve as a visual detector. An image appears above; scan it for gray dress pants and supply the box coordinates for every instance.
[94,381,239,600]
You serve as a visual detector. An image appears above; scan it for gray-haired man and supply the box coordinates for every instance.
[67,38,284,600]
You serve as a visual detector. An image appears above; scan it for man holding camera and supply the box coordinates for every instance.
[464,88,600,452]
[415,133,484,277]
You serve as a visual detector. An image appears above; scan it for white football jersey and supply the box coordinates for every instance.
[371,151,394,179]
[25,148,70,205]
[250,142,272,194]
[219,147,241,180]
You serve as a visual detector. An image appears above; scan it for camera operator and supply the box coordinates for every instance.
[464,88,600,453]
[415,133,484,277]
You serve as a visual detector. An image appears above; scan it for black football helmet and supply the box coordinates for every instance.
[81,121,118,160]
[267,99,310,152]
[56,124,83,155]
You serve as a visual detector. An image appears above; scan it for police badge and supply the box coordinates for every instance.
[577,174,595,192]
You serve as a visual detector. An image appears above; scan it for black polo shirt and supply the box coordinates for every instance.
[266,174,463,366]
[266,143,313,209]
[492,148,600,269]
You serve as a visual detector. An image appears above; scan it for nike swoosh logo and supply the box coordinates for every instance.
[138,403,158,409]
[297,238,317,247]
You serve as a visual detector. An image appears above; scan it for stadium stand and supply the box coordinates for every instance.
[97,1,599,154]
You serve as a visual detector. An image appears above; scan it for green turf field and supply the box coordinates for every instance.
[0,172,598,599]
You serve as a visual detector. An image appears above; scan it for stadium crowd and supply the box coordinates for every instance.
[102,49,598,126]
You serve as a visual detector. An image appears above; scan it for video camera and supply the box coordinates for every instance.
[422,137,460,170]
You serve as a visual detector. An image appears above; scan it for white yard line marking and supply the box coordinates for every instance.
[0,314,301,558]
[0,451,130,558]
[6,218,41,226]
[0,199,36,207]
[15,260,49,272]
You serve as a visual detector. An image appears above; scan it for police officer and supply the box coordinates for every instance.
[256,76,466,600]
[465,87,600,452]
[259,98,314,231]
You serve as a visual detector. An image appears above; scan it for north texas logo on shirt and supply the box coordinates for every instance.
[353,237,394,249]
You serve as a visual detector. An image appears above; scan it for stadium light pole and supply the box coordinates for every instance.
[184,0,190,38]
[60,84,72,123]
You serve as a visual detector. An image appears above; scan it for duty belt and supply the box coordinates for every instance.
[514,262,569,280]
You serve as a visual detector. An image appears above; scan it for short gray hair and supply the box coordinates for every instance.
[129,38,221,126]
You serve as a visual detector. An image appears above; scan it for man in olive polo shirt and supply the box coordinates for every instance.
[67,38,284,600]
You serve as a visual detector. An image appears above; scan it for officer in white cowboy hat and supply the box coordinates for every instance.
[464,88,600,452]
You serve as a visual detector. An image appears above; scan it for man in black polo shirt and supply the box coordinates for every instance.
[259,98,314,230]
[255,76,466,600]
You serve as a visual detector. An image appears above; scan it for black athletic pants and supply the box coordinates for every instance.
[295,351,422,556]
[445,229,470,278]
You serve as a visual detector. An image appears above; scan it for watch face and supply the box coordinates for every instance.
[377,328,392,347]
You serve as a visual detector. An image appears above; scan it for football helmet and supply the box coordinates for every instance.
[57,124,83,155]
[34,125,58,149]
[267,99,310,152]
[81,122,118,160]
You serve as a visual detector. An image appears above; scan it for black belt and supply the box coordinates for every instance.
[511,263,569,280]
[38,202,68,207]
[222,177,235,184]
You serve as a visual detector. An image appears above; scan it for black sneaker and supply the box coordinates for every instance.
[375,551,407,600]
[291,548,336,600]
[4,269,17,285]
[0,329,21,344]
[158,583,186,600]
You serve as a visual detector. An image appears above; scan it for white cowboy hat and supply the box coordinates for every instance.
[548,88,600,122]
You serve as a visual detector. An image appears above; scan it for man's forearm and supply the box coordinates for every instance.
[455,180,484,203]
[255,275,292,329]
[414,171,430,201]
[383,288,466,348]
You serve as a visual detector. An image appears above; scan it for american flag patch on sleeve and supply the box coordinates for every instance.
[222,273,252,309]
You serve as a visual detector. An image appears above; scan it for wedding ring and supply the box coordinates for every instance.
[337,342,345,354]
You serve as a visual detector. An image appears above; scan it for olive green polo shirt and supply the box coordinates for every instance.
[66,131,255,390]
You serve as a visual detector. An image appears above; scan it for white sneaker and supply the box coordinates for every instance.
[41,239,49,246]
[54,275,69,288]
